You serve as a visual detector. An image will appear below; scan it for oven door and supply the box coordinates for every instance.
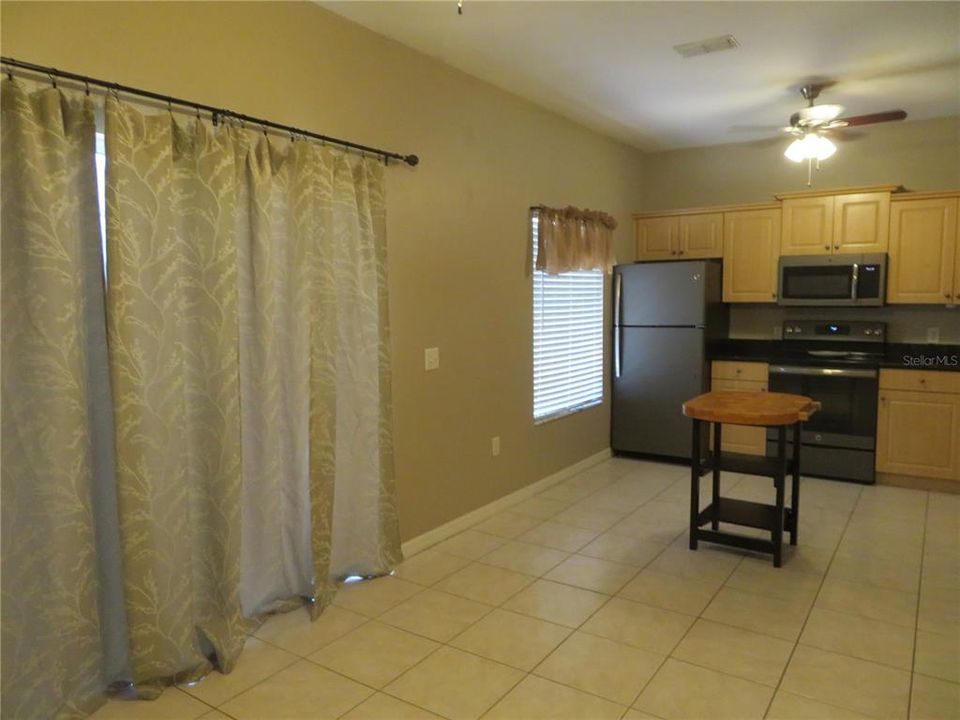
[778,263,856,306]
[767,365,878,450]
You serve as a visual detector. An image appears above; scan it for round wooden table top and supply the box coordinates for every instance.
[682,391,821,426]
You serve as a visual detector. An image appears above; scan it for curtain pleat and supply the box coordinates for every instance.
[0,81,114,719]
[534,205,617,274]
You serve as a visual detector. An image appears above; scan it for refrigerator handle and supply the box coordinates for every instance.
[614,272,622,379]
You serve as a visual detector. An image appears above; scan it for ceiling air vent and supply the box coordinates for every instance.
[673,35,740,59]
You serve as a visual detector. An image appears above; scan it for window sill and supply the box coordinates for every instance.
[533,399,603,426]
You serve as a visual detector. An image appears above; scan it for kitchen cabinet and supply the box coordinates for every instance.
[635,213,723,261]
[876,370,960,482]
[722,208,781,303]
[887,196,959,304]
[710,362,769,456]
[780,191,890,256]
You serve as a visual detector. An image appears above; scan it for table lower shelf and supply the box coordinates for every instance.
[696,498,796,533]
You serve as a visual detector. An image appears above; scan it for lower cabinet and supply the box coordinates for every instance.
[876,370,960,482]
[710,362,769,456]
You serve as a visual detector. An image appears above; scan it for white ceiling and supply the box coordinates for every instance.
[321,1,960,151]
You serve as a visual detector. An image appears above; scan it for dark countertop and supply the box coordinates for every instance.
[707,339,960,372]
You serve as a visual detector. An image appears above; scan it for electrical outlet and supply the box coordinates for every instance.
[927,327,940,343]
[491,436,500,456]
[424,347,440,371]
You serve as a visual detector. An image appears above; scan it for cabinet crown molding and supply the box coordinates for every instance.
[774,184,902,200]
[634,202,779,219]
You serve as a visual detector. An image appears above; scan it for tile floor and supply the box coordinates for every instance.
[90,457,960,720]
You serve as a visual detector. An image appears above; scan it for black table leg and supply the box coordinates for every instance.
[689,419,701,551]
[711,423,722,530]
[790,422,801,546]
[773,425,786,567]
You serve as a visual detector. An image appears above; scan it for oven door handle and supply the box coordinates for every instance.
[769,365,877,378]
[851,263,859,301]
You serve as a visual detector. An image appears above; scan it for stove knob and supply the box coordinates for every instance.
[792,326,802,333]
[864,329,873,335]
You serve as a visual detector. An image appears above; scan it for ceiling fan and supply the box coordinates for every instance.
[781,84,908,185]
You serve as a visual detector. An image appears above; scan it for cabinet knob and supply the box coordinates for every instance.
[945,293,951,299]
[824,245,830,250]
[834,244,840,249]
[771,292,777,298]
[678,250,685,255]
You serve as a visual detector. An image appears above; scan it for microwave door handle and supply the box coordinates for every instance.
[851,263,859,301]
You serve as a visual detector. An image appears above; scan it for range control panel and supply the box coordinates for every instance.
[782,320,886,343]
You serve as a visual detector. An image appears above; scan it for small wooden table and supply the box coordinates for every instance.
[682,391,821,567]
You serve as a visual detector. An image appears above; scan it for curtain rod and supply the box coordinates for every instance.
[1,56,420,167]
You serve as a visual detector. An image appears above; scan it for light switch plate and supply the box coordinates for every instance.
[424,347,440,371]
[491,436,500,456]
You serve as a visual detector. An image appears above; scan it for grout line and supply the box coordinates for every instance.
[907,491,932,720]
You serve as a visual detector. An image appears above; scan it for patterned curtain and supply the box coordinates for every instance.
[0,81,117,719]
[534,205,617,274]
[1,81,402,716]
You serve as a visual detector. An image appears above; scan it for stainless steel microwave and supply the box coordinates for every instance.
[778,253,886,307]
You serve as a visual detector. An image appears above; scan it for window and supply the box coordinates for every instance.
[531,212,604,421]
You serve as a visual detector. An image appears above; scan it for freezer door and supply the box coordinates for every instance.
[615,261,708,327]
[611,326,706,458]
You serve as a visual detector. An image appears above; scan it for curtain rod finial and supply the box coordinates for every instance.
[404,155,420,167]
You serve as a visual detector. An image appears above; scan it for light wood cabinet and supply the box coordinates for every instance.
[888,197,958,304]
[635,213,723,261]
[780,191,890,256]
[722,208,781,303]
[710,362,769,456]
[877,370,960,483]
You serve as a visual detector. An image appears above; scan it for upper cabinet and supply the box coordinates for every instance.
[779,189,892,256]
[722,207,781,303]
[635,212,723,261]
[887,195,959,305]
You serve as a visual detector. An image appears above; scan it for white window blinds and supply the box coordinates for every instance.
[532,212,604,421]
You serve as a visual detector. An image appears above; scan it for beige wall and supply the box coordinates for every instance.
[1,1,645,541]
[638,116,960,212]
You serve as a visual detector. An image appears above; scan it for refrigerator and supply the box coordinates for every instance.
[611,260,728,459]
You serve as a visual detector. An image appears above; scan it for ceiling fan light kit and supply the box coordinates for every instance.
[780,83,907,186]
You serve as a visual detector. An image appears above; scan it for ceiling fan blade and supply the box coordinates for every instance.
[840,110,908,126]
[819,120,849,130]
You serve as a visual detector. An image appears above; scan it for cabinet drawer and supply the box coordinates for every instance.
[879,369,960,394]
[711,361,769,383]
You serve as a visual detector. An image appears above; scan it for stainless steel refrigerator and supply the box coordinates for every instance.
[611,260,727,459]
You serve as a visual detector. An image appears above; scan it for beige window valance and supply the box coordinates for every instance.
[534,205,617,275]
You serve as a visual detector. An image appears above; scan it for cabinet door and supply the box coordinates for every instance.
[636,217,678,260]
[722,208,781,303]
[833,192,890,254]
[876,389,960,481]
[710,377,768,456]
[678,213,723,259]
[887,198,958,304]
[781,196,834,256]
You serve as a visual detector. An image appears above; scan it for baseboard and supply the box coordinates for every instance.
[400,448,613,558]
[877,471,960,495]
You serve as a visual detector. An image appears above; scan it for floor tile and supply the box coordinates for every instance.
[88,690,211,720]
[483,675,625,720]
[220,660,372,720]
[581,597,694,654]
[578,531,667,567]
[253,605,367,657]
[618,568,718,617]
[431,530,507,560]
[308,621,439,688]
[538,482,595,503]
[198,712,234,720]
[915,629,960,684]
[517,520,599,552]
[434,562,533,605]
[828,549,921,594]
[672,618,793,687]
[479,540,570,576]
[607,512,687,545]
[339,693,442,719]
[647,545,742,586]
[780,645,910,719]
[501,578,609,628]
[633,658,773,720]
[544,553,638,594]
[918,587,960,635]
[449,608,570,670]
[333,576,423,617]
[552,502,627,532]
[183,637,297,707]
[910,674,960,720]
[384,646,522,720]
[510,495,571,520]
[739,543,833,576]
[379,588,491,642]
[724,561,823,604]
[799,607,915,670]
[392,548,472,586]
[765,691,872,719]
[621,710,664,720]
[702,586,810,641]
[534,631,664,705]
[815,576,918,629]
[472,511,541,539]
